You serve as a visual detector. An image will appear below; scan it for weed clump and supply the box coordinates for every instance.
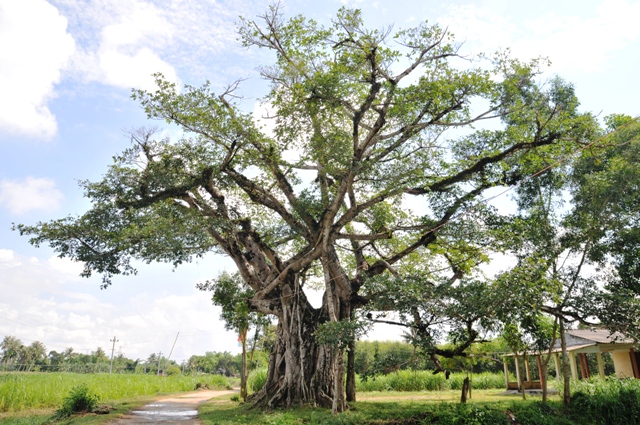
[248,368,267,393]
[52,384,99,419]
[571,377,640,424]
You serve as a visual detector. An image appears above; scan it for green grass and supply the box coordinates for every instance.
[570,377,640,424]
[196,381,640,425]
[0,372,230,412]
[356,388,534,403]
[356,370,508,392]
[248,368,267,394]
[198,391,560,425]
[246,369,509,394]
[0,396,154,425]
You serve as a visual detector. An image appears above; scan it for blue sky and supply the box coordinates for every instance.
[1,0,639,363]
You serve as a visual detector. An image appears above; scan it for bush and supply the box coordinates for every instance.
[166,365,182,376]
[248,368,267,393]
[356,371,506,392]
[53,384,99,419]
[434,404,509,425]
[571,377,640,425]
[508,401,574,425]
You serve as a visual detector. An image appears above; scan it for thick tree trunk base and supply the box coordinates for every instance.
[346,339,356,403]
[248,287,344,411]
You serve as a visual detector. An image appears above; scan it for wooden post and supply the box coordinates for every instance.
[554,353,562,380]
[596,352,605,378]
[579,353,591,379]
[515,356,522,391]
[569,352,579,380]
[536,355,545,388]
[584,353,591,378]
[503,359,510,389]
[524,357,531,382]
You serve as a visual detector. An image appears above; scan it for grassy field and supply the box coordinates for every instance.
[355,388,546,403]
[247,369,512,394]
[3,372,639,424]
[0,372,230,412]
[198,390,561,425]
[198,385,640,425]
[356,370,510,392]
[0,397,153,425]
[197,379,640,425]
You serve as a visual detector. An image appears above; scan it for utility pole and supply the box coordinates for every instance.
[164,332,180,375]
[109,336,118,374]
[157,351,162,376]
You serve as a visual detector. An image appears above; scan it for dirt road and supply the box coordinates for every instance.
[107,389,237,424]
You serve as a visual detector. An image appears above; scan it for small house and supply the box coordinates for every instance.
[502,329,639,391]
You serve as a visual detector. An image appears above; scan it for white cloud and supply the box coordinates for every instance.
[0,0,75,140]
[0,249,21,268]
[439,0,640,74]
[59,1,178,92]
[48,256,84,277]
[0,177,64,215]
[0,249,239,361]
[91,1,178,91]
[52,0,265,88]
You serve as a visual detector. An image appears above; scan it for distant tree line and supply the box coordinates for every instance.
[0,335,139,373]
[2,332,518,378]
[0,333,262,376]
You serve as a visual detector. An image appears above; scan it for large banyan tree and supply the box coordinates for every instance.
[17,6,595,412]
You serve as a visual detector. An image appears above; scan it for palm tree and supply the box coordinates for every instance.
[93,347,107,362]
[0,336,23,368]
[63,347,76,371]
[27,341,47,371]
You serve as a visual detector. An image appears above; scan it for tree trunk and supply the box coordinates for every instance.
[332,347,346,414]
[516,354,526,400]
[540,360,548,403]
[460,377,470,403]
[560,320,571,406]
[240,328,248,401]
[249,286,342,410]
[346,337,356,402]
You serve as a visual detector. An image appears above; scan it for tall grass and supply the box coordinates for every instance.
[356,370,507,392]
[0,372,230,412]
[245,369,507,394]
[571,377,640,425]
[248,368,267,394]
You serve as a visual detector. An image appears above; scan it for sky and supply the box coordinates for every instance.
[0,0,639,365]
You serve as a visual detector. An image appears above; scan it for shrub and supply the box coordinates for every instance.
[53,384,99,419]
[166,365,182,376]
[248,368,267,393]
[571,377,640,425]
[434,404,509,425]
[509,401,574,425]
[356,371,506,392]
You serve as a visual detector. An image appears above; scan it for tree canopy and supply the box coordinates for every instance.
[16,6,600,411]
